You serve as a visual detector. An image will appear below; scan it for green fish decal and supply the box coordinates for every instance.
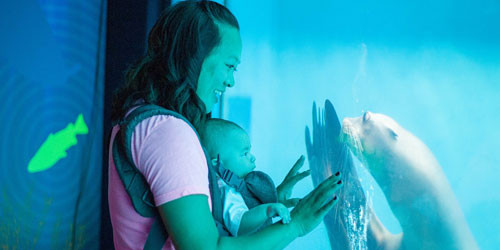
[28,114,89,173]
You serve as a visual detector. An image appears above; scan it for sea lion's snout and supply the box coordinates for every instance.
[340,117,364,157]
[341,117,352,130]
[341,116,363,141]
[340,118,355,143]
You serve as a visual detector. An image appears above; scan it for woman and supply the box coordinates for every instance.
[109,1,343,249]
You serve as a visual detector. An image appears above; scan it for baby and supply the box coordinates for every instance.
[201,118,291,236]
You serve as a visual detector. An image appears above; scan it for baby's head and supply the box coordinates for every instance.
[201,118,256,178]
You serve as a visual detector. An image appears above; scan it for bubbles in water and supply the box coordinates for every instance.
[340,145,374,250]
[352,43,368,111]
[343,182,373,250]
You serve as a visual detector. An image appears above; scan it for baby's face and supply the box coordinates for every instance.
[218,129,256,178]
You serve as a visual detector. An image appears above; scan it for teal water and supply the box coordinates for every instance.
[226,1,500,249]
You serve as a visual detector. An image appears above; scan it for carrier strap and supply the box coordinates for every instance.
[112,104,229,250]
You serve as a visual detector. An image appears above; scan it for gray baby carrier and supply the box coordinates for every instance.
[112,104,230,250]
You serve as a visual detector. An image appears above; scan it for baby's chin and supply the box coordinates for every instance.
[241,170,254,179]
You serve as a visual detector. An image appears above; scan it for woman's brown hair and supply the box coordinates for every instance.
[111,0,239,131]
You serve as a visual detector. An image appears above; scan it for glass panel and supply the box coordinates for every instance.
[225,1,499,249]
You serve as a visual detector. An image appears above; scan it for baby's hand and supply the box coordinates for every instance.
[266,203,291,224]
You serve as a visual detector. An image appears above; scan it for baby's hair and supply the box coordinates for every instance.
[200,118,245,158]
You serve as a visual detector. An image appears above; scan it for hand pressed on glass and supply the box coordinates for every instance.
[290,172,343,237]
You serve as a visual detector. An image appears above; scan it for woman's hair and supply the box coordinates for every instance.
[111,0,239,131]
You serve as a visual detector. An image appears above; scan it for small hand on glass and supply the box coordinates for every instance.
[277,155,311,208]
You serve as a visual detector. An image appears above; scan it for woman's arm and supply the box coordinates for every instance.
[158,173,343,250]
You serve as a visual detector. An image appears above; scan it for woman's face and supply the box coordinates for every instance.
[197,23,242,113]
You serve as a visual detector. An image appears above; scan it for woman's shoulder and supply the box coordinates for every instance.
[123,102,198,139]
[133,114,200,149]
[126,113,210,209]
[120,105,207,172]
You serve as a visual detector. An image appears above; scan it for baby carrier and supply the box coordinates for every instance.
[112,104,230,250]
[214,160,279,231]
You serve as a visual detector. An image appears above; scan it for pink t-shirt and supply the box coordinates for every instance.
[108,114,212,250]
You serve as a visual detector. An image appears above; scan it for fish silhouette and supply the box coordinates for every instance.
[28,114,88,173]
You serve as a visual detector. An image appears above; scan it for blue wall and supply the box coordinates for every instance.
[0,0,105,249]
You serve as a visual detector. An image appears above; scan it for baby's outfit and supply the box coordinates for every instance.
[217,170,278,236]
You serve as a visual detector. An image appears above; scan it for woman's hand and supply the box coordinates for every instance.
[289,172,343,237]
[276,155,311,208]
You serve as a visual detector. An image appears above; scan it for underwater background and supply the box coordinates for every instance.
[222,1,500,249]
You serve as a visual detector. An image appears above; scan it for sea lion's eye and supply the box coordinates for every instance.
[387,128,398,140]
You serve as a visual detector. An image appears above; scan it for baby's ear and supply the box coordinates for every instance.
[211,158,219,166]
[211,154,222,167]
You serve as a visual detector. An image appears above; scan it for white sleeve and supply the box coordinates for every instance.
[220,182,249,236]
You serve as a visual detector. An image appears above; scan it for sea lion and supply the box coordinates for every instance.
[341,111,477,250]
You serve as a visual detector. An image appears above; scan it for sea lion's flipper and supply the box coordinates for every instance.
[305,99,369,250]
